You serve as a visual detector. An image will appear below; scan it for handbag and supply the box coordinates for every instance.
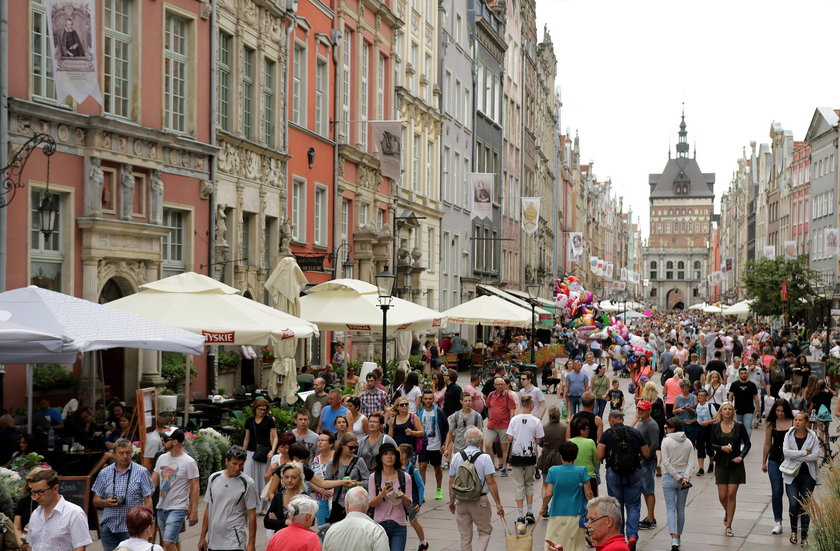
[503,515,539,551]
[779,458,802,477]
[253,444,272,464]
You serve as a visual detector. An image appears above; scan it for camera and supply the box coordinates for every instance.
[114,495,126,505]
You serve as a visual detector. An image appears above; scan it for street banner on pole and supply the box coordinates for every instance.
[643,278,650,287]
[521,197,540,234]
[371,121,403,180]
[825,228,840,257]
[568,233,583,264]
[589,256,598,274]
[469,173,494,220]
[783,241,797,260]
[606,263,614,279]
[45,0,103,104]
[621,267,628,281]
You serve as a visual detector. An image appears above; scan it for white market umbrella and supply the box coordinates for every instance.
[723,299,754,316]
[299,279,446,332]
[0,316,70,350]
[702,303,728,314]
[687,302,708,311]
[442,294,533,328]
[617,309,646,320]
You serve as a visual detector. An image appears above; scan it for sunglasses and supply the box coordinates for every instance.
[397,403,408,407]
[347,445,359,450]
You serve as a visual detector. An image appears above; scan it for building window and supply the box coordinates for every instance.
[650,261,657,280]
[161,208,186,277]
[413,134,421,191]
[426,141,433,198]
[31,0,57,101]
[242,46,255,139]
[315,57,328,136]
[263,58,275,146]
[377,54,386,120]
[291,179,306,242]
[292,42,306,126]
[358,203,369,228]
[163,13,189,132]
[217,31,232,131]
[427,228,434,273]
[103,0,132,118]
[442,146,450,204]
[314,186,328,246]
[341,31,352,141]
[360,42,370,149]
[30,189,64,291]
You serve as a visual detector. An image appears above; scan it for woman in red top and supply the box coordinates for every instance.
[265,494,321,551]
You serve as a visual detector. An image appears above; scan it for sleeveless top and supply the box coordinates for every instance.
[769,428,787,463]
[352,414,367,439]
[392,414,416,447]
[571,410,598,445]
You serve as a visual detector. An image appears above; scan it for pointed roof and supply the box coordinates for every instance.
[804,107,839,143]
[649,114,715,198]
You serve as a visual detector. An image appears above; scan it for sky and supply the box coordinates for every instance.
[536,0,840,239]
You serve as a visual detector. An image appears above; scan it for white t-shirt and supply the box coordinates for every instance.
[581,362,599,382]
[518,386,546,418]
[399,386,423,413]
[118,537,165,551]
[144,430,164,459]
[154,452,199,510]
[204,471,260,549]
[505,413,544,459]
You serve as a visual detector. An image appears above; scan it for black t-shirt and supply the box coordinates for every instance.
[599,424,647,459]
[481,378,496,398]
[570,410,598,446]
[705,360,726,378]
[443,383,463,417]
[685,364,704,385]
[15,494,34,528]
[728,380,758,414]
[245,416,276,451]
[811,390,833,413]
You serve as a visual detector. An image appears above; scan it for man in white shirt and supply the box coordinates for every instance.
[323,487,389,551]
[517,371,546,419]
[25,467,92,551]
[505,395,544,525]
[199,446,259,551]
[152,430,200,551]
[580,352,600,385]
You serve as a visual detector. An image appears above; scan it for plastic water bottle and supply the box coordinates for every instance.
[47,427,55,451]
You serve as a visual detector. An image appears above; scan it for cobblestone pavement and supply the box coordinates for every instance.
[86,371,799,551]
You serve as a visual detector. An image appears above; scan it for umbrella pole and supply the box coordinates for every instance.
[27,364,33,434]
[184,354,191,427]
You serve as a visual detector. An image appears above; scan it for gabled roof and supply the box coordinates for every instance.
[804,107,839,143]
[649,156,715,198]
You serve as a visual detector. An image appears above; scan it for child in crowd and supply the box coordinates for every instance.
[608,379,624,412]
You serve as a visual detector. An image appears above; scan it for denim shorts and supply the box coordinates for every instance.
[640,459,657,495]
[157,508,188,543]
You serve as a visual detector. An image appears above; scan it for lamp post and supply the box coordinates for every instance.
[527,282,539,365]
[376,266,396,373]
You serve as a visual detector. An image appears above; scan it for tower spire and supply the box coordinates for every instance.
[676,105,689,158]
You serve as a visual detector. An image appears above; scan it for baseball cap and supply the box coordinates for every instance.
[163,429,185,443]
[636,400,652,411]
[639,376,649,383]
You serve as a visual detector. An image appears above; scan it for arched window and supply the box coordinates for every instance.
[693,261,701,270]
[666,261,674,269]
[650,261,657,280]
[677,261,685,270]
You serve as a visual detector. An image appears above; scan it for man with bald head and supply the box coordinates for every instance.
[317,389,348,433]
[484,377,516,476]
[304,377,329,430]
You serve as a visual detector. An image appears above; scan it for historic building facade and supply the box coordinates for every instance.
[643,116,715,309]
[500,0,522,290]
[804,107,839,286]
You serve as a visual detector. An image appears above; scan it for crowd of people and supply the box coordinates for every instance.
[4,313,840,551]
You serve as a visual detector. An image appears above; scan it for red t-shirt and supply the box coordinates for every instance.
[486,390,514,429]
[596,534,630,551]
[266,523,322,551]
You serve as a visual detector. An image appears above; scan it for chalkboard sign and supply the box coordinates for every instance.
[58,476,91,514]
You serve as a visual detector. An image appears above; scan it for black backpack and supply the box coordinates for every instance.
[714,336,724,348]
[606,426,639,477]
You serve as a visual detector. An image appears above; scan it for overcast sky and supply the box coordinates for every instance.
[536,0,840,239]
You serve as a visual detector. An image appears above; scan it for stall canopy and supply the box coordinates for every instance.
[0,286,205,364]
[702,303,728,314]
[599,299,646,312]
[442,295,534,328]
[107,272,319,344]
[687,302,709,311]
[617,310,646,320]
[477,284,551,317]
[722,299,754,316]
[0,316,70,350]
[299,279,446,332]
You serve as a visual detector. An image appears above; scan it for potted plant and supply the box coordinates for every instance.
[216,349,241,372]
[157,387,177,413]
[160,352,198,393]
[260,345,275,364]
[827,357,840,391]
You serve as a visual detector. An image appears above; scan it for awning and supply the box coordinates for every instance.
[477,284,551,317]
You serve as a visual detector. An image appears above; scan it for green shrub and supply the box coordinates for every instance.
[161,352,198,392]
[32,364,79,391]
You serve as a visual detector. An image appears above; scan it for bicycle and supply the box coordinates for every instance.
[817,427,839,468]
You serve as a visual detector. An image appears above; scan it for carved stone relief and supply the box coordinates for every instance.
[84,157,104,217]
[149,170,164,225]
[119,164,134,220]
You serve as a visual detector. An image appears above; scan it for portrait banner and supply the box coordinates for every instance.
[371,121,403,180]
[783,241,797,260]
[643,278,650,287]
[521,197,540,234]
[724,258,733,273]
[46,0,103,104]
[763,245,776,260]
[589,256,598,273]
[469,173,494,220]
[606,263,614,279]
[825,228,840,257]
[596,258,606,277]
[620,267,628,282]
[568,233,583,263]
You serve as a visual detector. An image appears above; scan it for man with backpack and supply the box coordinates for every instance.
[198,446,259,551]
[597,411,650,551]
[505,395,544,525]
[448,427,504,551]
[445,393,484,459]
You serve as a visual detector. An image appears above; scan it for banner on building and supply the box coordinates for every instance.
[723,258,733,273]
[469,173,494,220]
[620,267,628,282]
[521,197,540,234]
[606,263,614,279]
[825,228,840,257]
[45,0,103,104]
[589,256,599,274]
[783,241,797,260]
[371,121,403,180]
[643,278,650,287]
[596,258,606,277]
[763,245,776,259]
[568,232,583,264]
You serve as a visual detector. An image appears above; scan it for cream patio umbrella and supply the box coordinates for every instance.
[107,272,319,421]
[441,294,534,327]
[299,279,446,332]
[687,302,709,311]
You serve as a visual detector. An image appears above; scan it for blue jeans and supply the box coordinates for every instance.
[661,473,688,536]
[316,499,330,527]
[568,395,583,416]
[767,460,785,522]
[157,509,188,543]
[381,520,407,551]
[100,525,129,551]
[605,467,642,541]
[787,468,817,538]
[595,398,607,418]
[736,413,754,438]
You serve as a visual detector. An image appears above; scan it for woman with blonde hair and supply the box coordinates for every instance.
[710,402,752,537]
[705,370,727,406]
[264,461,307,537]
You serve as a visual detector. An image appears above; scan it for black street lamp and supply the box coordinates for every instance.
[376,266,396,373]
[527,282,539,365]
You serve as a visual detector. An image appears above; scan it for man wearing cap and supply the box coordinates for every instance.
[727,366,760,438]
[151,429,200,551]
[597,411,650,551]
[633,401,660,531]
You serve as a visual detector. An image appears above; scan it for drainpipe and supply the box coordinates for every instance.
[207,0,218,392]
[552,89,560,281]
[331,9,340,279]
[284,12,298,157]
[518,40,525,288]
[0,0,8,291]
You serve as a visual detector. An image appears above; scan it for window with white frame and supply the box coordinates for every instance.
[427,228,435,273]
[342,31,352,141]
[217,32,232,131]
[358,203,369,228]
[377,54,386,120]
[410,42,418,91]
[315,57,328,136]
[442,230,449,274]
[476,65,484,113]
[442,146,450,204]
[242,213,253,265]
[162,208,186,277]
[314,186,328,246]
[444,70,451,114]
[341,199,350,240]
[377,209,384,230]
[30,189,64,291]
[453,150,460,206]
[31,0,57,101]
[242,47,255,139]
[360,43,370,149]
[263,58,275,146]
[455,80,462,123]
[455,14,462,45]
[463,157,470,207]
[163,13,189,132]
[424,53,432,102]
[292,42,306,126]
[413,134,421,191]
[103,0,132,118]
[292,179,306,242]
[464,87,471,129]
[426,141,433,198]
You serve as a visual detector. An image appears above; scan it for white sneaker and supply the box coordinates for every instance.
[772,522,783,534]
